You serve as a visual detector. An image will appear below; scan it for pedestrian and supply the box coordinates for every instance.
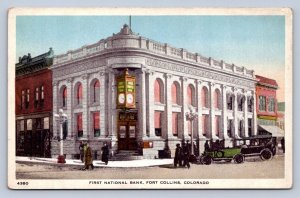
[174,143,182,167]
[83,143,94,170]
[281,137,285,153]
[204,140,210,152]
[83,142,88,162]
[101,142,109,165]
[79,141,84,162]
[182,142,190,169]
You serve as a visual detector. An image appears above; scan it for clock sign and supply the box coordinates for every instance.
[116,68,136,109]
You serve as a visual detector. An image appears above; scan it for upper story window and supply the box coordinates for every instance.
[247,96,253,112]
[34,87,39,108]
[26,89,30,109]
[201,87,209,108]
[40,86,44,107]
[227,93,233,110]
[21,90,25,109]
[268,97,275,112]
[214,89,221,109]
[238,95,245,111]
[93,80,100,103]
[62,87,67,107]
[171,82,180,105]
[154,79,164,103]
[76,83,83,105]
[259,96,266,111]
[187,84,195,106]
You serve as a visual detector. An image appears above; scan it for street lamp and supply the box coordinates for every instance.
[54,108,68,163]
[185,105,198,156]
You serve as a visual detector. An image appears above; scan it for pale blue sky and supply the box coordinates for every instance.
[16,15,285,101]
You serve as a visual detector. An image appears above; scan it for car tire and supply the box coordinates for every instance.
[233,154,244,164]
[260,148,273,161]
[200,155,212,165]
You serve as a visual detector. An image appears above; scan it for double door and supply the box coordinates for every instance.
[118,121,137,150]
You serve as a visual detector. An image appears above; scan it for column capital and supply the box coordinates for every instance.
[145,69,155,75]
[209,81,215,88]
[52,80,59,86]
[81,74,88,80]
[98,70,106,76]
[67,77,73,83]
[195,79,202,84]
[234,87,239,93]
[180,76,188,82]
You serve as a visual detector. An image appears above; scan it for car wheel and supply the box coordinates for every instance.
[260,148,273,160]
[234,154,244,164]
[200,155,212,165]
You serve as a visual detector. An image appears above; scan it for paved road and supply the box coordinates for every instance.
[16,155,284,179]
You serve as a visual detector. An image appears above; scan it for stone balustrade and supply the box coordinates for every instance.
[53,34,255,78]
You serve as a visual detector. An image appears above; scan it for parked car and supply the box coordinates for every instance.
[200,147,244,165]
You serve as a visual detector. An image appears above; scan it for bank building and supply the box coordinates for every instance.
[51,24,257,159]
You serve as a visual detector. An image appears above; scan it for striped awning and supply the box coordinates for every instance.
[258,125,284,137]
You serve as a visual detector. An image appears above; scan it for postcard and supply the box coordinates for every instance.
[8,8,293,189]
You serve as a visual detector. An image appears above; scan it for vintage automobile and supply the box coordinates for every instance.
[200,147,244,165]
[236,135,277,161]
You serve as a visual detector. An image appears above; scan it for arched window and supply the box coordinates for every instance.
[171,82,180,105]
[62,87,67,107]
[93,80,100,103]
[187,84,195,106]
[76,83,83,105]
[202,115,209,136]
[201,87,209,108]
[214,89,221,109]
[154,79,164,103]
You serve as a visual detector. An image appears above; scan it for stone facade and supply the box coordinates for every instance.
[51,25,257,159]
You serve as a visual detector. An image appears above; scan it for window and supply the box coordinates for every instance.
[248,118,252,137]
[238,96,244,111]
[40,86,44,107]
[227,94,233,110]
[43,117,49,130]
[202,115,208,136]
[77,113,83,137]
[268,97,275,112]
[21,90,25,109]
[227,119,233,137]
[239,120,244,137]
[154,111,162,136]
[259,96,266,111]
[93,80,100,103]
[35,118,42,129]
[20,120,25,131]
[26,119,32,131]
[62,87,67,107]
[34,87,39,108]
[77,83,83,105]
[171,82,180,105]
[215,116,220,136]
[201,87,209,108]
[172,113,179,136]
[154,79,163,103]
[26,89,30,109]
[214,89,221,109]
[187,84,195,106]
[93,112,100,137]
[247,97,253,112]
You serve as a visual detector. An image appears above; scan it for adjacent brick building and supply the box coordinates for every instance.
[15,48,54,157]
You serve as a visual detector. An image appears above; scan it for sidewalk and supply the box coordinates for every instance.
[16,156,173,168]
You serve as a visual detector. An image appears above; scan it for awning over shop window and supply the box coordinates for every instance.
[258,125,284,137]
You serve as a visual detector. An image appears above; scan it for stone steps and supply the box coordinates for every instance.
[110,150,143,161]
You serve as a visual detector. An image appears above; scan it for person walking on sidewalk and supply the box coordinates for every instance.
[101,142,109,165]
[174,143,182,167]
[79,141,84,162]
[182,142,190,169]
[83,143,94,170]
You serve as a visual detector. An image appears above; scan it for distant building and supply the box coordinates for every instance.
[51,25,257,159]
[15,48,54,157]
[255,75,284,137]
[277,102,285,132]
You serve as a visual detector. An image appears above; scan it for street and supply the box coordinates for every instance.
[16,155,284,179]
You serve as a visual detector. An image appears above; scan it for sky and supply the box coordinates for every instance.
[16,15,285,102]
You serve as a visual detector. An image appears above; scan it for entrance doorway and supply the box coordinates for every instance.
[117,111,138,150]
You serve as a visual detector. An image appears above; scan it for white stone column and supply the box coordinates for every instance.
[138,69,147,140]
[196,80,203,138]
[253,91,258,135]
[146,70,156,138]
[234,89,239,138]
[244,92,248,137]
[180,77,188,140]
[81,74,88,139]
[222,85,228,139]
[164,73,173,139]
[108,70,117,140]
[66,78,73,138]
[52,81,59,137]
[209,82,215,139]
[99,71,106,138]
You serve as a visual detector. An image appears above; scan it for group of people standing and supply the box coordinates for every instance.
[79,141,110,170]
[174,141,192,169]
